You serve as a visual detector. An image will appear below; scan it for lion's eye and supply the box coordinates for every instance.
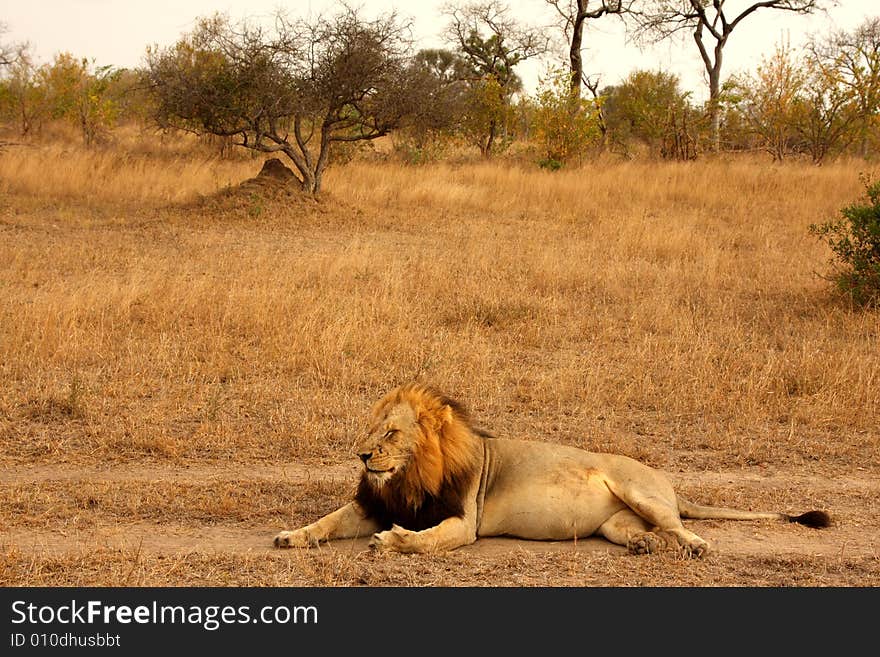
[384,429,396,439]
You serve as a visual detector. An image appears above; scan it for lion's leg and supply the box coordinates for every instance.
[274,502,380,548]
[597,509,652,549]
[606,485,711,558]
[369,516,477,554]
[597,509,676,555]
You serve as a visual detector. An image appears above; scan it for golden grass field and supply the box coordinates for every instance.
[1,138,878,586]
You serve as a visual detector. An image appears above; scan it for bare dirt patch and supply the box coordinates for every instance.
[3,459,877,586]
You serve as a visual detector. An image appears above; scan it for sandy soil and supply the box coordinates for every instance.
[3,458,877,586]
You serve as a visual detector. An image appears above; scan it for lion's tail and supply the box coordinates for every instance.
[677,497,831,528]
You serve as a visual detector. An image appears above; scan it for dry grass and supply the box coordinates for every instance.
[1,541,876,586]
[0,478,348,529]
[1,140,879,586]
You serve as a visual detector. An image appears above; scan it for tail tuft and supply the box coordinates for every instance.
[789,510,832,528]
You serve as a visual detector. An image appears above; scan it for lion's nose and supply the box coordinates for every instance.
[358,451,372,464]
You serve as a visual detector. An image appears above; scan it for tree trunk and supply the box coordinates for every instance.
[707,68,722,153]
[569,9,586,99]
[694,23,726,153]
[707,41,724,153]
[483,120,497,158]
[281,143,319,194]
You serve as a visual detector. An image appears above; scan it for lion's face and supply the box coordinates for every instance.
[352,384,484,524]
[355,400,421,487]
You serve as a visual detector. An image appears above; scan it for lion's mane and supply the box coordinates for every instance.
[354,384,488,531]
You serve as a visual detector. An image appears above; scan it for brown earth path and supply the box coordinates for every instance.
[3,461,877,561]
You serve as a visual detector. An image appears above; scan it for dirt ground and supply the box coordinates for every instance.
[3,455,878,586]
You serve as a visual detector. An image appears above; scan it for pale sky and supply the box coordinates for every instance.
[1,1,876,100]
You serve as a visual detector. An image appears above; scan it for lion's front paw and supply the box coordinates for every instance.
[273,529,318,549]
[369,524,416,553]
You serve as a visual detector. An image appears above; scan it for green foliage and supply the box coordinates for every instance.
[39,53,120,145]
[458,75,515,157]
[0,51,46,135]
[602,69,691,156]
[729,43,807,161]
[531,65,600,167]
[810,175,880,307]
[537,157,563,171]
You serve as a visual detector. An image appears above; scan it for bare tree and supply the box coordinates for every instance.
[808,17,880,157]
[145,8,426,193]
[635,1,829,152]
[1,23,14,67]
[443,1,549,155]
[544,1,635,98]
[0,22,26,68]
[793,62,857,163]
[444,1,549,88]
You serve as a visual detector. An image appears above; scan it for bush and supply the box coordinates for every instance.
[531,66,601,167]
[810,175,880,307]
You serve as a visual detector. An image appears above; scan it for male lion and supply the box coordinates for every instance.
[274,383,830,556]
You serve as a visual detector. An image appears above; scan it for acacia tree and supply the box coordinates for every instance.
[443,1,549,156]
[636,1,827,152]
[145,8,425,193]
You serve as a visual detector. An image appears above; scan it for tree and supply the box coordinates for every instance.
[0,22,25,68]
[808,17,880,157]
[145,8,425,193]
[40,53,120,145]
[0,45,44,136]
[731,40,858,162]
[602,68,693,156]
[544,1,635,98]
[391,49,471,160]
[443,1,549,156]
[636,1,827,152]
[412,50,471,133]
[792,52,857,163]
[730,42,805,160]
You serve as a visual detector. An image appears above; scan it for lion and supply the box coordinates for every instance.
[273,383,831,556]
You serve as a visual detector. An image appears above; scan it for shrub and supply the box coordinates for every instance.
[531,66,601,168]
[810,175,880,307]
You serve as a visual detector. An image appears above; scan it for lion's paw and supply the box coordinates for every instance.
[680,538,711,559]
[369,524,416,553]
[273,529,318,549]
[627,531,667,556]
[655,530,711,559]
[628,531,710,559]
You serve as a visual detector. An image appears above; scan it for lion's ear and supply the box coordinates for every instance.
[416,403,453,430]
